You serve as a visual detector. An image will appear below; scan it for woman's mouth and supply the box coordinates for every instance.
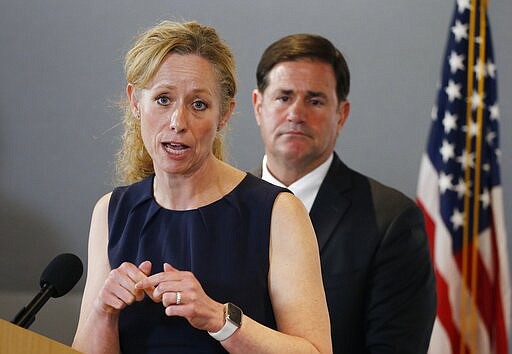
[162,142,190,155]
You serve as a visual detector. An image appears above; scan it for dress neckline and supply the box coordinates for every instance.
[149,173,248,212]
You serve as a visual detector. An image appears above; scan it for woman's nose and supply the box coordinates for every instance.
[169,106,186,132]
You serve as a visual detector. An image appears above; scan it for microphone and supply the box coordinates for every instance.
[11,253,83,329]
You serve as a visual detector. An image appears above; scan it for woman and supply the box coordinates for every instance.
[72,20,331,354]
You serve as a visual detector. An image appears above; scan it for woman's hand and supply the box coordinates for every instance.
[94,260,153,315]
[136,263,224,332]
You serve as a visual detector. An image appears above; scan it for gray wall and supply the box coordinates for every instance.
[1,0,511,348]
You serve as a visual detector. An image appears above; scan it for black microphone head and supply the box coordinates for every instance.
[40,253,83,298]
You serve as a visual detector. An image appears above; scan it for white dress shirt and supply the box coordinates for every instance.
[261,154,333,212]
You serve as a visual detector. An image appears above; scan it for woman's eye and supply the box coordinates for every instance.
[156,96,170,105]
[192,100,207,111]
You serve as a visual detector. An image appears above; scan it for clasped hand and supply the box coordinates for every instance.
[96,261,223,331]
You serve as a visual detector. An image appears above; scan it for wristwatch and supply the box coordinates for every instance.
[208,302,243,341]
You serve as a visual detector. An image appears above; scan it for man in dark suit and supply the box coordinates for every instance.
[251,33,436,354]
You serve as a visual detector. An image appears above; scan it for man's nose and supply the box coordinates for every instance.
[287,100,305,123]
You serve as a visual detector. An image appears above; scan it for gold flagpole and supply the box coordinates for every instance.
[460,0,477,353]
[469,0,488,353]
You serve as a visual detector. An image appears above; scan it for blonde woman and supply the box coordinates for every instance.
[72,21,331,354]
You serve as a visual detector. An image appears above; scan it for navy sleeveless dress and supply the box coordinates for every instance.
[108,173,289,354]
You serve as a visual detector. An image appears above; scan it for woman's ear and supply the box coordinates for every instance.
[126,83,140,119]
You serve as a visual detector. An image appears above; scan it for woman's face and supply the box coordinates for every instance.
[128,53,232,178]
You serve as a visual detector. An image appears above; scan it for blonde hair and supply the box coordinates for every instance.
[116,20,237,185]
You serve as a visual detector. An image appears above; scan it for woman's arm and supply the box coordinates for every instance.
[72,193,152,354]
[72,193,119,353]
[221,192,332,353]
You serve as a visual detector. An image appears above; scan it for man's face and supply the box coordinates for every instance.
[253,60,349,173]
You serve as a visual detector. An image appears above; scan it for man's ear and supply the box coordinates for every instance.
[252,89,263,126]
[126,83,140,119]
[336,100,350,134]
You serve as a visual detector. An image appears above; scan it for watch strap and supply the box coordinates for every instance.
[208,303,242,341]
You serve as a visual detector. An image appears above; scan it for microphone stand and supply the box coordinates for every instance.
[11,283,54,329]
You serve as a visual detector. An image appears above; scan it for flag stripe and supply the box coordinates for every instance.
[489,204,510,354]
[453,239,493,333]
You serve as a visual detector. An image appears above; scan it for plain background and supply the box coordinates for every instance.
[1,0,511,348]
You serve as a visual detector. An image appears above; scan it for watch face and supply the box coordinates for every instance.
[226,303,242,326]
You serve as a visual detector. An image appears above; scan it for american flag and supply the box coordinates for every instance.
[416,1,510,353]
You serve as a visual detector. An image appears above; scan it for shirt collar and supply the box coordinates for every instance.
[261,154,333,212]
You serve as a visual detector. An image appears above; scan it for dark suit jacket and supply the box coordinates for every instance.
[252,152,436,354]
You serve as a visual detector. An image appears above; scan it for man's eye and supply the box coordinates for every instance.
[192,100,207,111]
[156,96,170,105]
[277,96,289,102]
[310,99,324,106]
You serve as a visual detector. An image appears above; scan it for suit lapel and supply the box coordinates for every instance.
[309,154,352,252]
[250,155,352,252]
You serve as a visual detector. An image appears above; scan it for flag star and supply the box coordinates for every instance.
[454,177,468,199]
[486,130,496,145]
[486,60,496,78]
[440,140,455,162]
[480,188,490,209]
[445,80,462,102]
[474,58,487,79]
[468,120,479,136]
[439,171,453,194]
[462,120,480,137]
[457,150,475,169]
[449,51,465,74]
[489,103,500,119]
[482,163,491,172]
[496,148,502,163]
[452,20,468,42]
[450,208,465,231]
[470,90,484,110]
[443,111,458,133]
[475,36,482,45]
[457,0,471,13]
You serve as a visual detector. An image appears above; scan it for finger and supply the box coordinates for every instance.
[96,292,126,313]
[162,291,183,307]
[138,260,152,275]
[135,260,155,301]
[102,275,139,308]
[134,272,175,303]
[135,276,158,290]
[152,279,183,301]
[112,266,140,294]
[133,279,158,302]
[115,263,149,302]
[164,303,189,317]
[103,291,131,310]
[118,262,149,285]
[136,270,181,289]
[163,262,179,272]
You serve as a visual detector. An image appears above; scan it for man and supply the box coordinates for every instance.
[251,33,436,353]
